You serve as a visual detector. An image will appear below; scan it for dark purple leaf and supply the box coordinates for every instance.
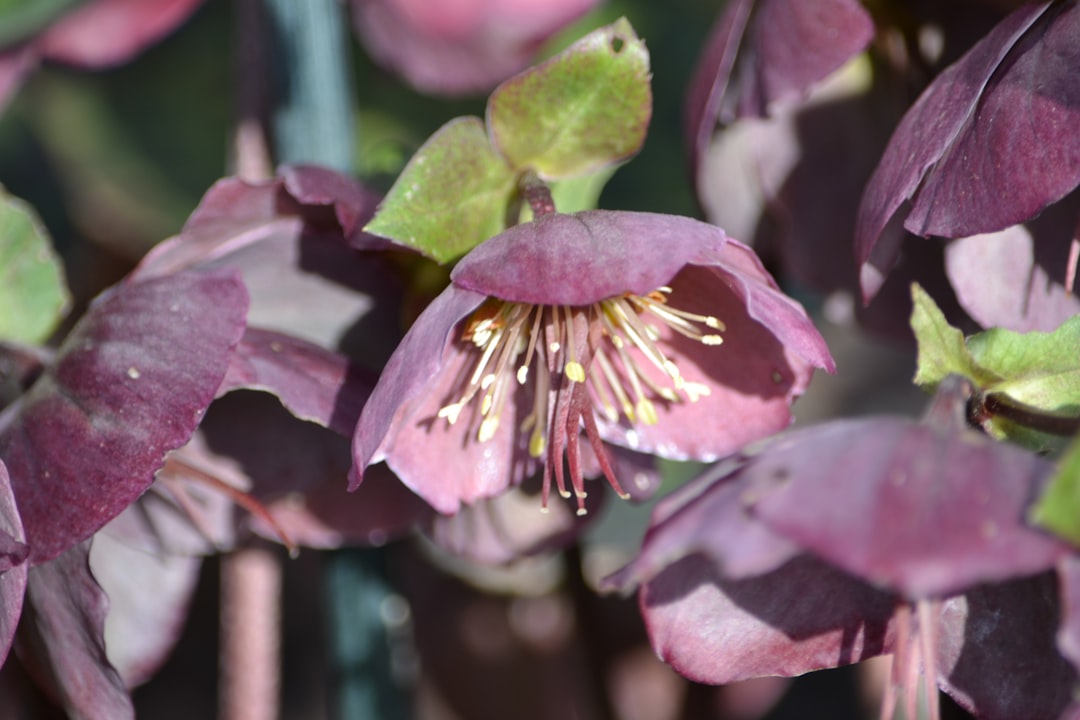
[38,0,205,67]
[88,524,200,687]
[634,553,895,684]
[219,328,376,437]
[937,573,1078,720]
[349,0,598,96]
[0,459,27,667]
[686,0,873,180]
[856,1,1080,295]
[749,415,1069,598]
[17,542,133,720]
[0,270,248,564]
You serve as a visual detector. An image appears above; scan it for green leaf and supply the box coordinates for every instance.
[487,17,651,179]
[1029,437,1080,546]
[0,189,70,343]
[910,283,990,389]
[364,117,516,264]
[0,0,90,48]
[968,316,1080,413]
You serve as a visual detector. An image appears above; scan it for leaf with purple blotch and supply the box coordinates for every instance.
[685,0,873,181]
[17,542,133,719]
[0,459,27,667]
[0,270,248,565]
[488,17,652,180]
[856,1,1080,298]
[88,523,200,687]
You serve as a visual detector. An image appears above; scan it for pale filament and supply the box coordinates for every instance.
[436,287,726,510]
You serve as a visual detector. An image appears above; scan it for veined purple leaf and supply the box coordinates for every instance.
[219,328,376,437]
[0,459,27,667]
[17,542,133,720]
[0,270,248,564]
[88,524,200,687]
[686,0,873,180]
[856,1,1080,297]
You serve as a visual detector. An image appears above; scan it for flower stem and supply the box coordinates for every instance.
[520,169,556,217]
[973,390,1080,438]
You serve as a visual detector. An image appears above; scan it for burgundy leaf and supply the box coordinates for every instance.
[219,328,377,437]
[635,553,895,685]
[0,459,27,667]
[0,270,248,564]
[938,573,1078,720]
[749,416,1069,598]
[686,0,873,180]
[17,542,133,720]
[349,0,598,96]
[88,526,200,687]
[38,0,204,67]
[856,1,1080,296]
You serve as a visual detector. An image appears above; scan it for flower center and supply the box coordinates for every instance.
[437,288,725,513]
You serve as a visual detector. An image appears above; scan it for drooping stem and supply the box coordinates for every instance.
[973,390,1080,438]
[520,168,556,217]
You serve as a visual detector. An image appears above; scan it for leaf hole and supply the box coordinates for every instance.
[610,36,624,53]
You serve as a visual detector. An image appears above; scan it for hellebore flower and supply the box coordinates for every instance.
[353,210,834,516]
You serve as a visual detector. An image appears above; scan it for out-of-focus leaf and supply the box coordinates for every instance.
[856,1,1080,298]
[18,542,133,719]
[0,270,248,564]
[0,0,88,49]
[911,283,988,388]
[0,189,70,344]
[88,522,200,687]
[0,458,27,667]
[365,117,515,263]
[488,18,651,179]
[1030,438,1080,545]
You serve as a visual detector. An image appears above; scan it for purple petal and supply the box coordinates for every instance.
[944,202,1080,332]
[452,211,732,306]
[38,0,203,67]
[750,416,1069,598]
[349,0,597,96]
[0,459,27,667]
[17,542,133,719]
[219,328,376,437]
[88,525,200,687]
[601,460,801,593]
[0,271,248,564]
[0,46,36,113]
[1058,555,1080,677]
[279,164,382,245]
[856,2,1080,285]
[938,573,1077,720]
[636,553,895,684]
[351,285,486,500]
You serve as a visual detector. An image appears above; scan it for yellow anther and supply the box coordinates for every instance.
[478,416,499,442]
[565,361,585,383]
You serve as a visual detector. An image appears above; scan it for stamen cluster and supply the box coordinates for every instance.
[437,287,725,514]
